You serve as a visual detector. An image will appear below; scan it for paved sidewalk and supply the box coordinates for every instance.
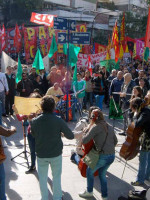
[1,107,150,200]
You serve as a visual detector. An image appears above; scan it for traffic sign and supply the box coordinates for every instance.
[54,17,76,31]
[54,17,67,30]
[70,32,90,44]
[58,32,67,44]
[69,20,76,31]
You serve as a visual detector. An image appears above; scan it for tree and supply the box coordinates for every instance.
[0,0,44,25]
[119,12,148,39]
[146,0,150,5]
[93,29,111,46]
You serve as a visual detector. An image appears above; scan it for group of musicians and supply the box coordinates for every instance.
[110,71,150,185]
[1,70,150,200]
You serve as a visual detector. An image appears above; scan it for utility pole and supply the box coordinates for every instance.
[128,0,131,11]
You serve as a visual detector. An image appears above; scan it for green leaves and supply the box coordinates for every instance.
[119,11,148,39]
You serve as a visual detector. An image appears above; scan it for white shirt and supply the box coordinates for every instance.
[0,72,9,92]
[73,118,88,156]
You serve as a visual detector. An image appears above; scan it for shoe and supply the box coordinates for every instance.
[119,132,126,136]
[131,181,144,186]
[79,190,93,198]
[2,114,8,117]
[25,166,36,174]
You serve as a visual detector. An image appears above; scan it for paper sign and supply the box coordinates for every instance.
[14,96,42,115]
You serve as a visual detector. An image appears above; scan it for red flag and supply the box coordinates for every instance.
[14,24,22,53]
[112,21,119,62]
[30,12,56,27]
[145,7,150,48]
[1,25,6,51]
[88,55,92,76]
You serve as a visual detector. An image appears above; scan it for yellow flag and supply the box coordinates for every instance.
[133,43,136,58]
[125,44,129,53]
[119,44,124,59]
[106,51,110,60]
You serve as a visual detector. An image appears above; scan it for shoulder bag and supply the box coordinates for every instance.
[83,122,108,170]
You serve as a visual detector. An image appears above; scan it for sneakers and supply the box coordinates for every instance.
[131,181,144,186]
[25,166,36,174]
[119,132,126,136]
[79,190,93,198]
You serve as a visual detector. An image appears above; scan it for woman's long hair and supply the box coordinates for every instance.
[131,86,143,100]
[130,97,149,112]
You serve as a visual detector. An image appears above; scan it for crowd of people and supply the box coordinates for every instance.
[0,59,150,200]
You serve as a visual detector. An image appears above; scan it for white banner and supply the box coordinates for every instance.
[1,51,17,72]
[77,52,107,68]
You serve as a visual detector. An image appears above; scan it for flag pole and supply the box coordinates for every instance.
[66,20,70,122]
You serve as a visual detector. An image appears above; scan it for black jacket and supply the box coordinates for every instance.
[135,107,150,138]
[5,73,16,95]
[17,79,34,97]
[92,77,106,95]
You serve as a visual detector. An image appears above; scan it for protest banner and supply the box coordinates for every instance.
[77,52,107,68]
[136,39,144,58]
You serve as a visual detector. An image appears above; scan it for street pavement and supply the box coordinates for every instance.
[1,105,150,200]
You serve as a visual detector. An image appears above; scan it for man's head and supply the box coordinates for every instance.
[124,73,132,84]
[39,69,45,75]
[112,69,117,77]
[31,68,36,74]
[6,66,12,74]
[40,95,55,113]
[138,70,145,78]
[117,71,123,80]
[54,82,59,90]
[51,66,57,73]
[22,73,27,81]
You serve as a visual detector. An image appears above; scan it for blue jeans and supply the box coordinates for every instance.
[84,92,93,107]
[95,95,104,110]
[37,155,62,200]
[87,154,115,198]
[0,163,6,200]
[0,91,5,114]
[137,150,150,183]
[27,134,36,167]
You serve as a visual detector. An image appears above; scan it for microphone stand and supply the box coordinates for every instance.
[111,96,119,134]
[11,120,30,168]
